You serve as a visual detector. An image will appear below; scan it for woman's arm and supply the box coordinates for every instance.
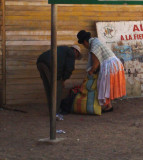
[88,52,100,75]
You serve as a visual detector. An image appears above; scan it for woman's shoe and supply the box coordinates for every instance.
[102,107,113,113]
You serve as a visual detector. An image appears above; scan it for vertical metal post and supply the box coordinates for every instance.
[50,4,57,140]
[39,4,64,144]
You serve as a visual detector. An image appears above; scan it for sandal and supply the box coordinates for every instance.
[102,107,113,113]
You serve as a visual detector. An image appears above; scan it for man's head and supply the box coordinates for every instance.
[71,45,81,60]
[77,30,91,49]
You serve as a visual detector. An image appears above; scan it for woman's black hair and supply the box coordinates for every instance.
[77,30,91,44]
[84,33,91,42]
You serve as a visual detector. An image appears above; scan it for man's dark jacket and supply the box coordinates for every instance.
[37,46,75,81]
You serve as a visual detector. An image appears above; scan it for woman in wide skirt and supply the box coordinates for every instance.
[77,30,126,112]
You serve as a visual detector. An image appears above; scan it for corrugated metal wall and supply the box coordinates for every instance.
[1,0,143,105]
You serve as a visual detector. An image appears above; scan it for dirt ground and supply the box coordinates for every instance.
[0,98,143,160]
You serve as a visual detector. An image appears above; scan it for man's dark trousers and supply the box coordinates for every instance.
[37,63,62,113]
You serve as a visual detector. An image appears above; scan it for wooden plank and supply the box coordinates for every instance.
[6,15,51,21]
[6,15,143,22]
[6,88,45,94]
[5,5,143,12]
[5,24,94,32]
[5,26,51,31]
[2,0,6,105]
[6,35,51,41]
[6,50,46,56]
[65,79,83,89]
[6,84,45,90]
[6,93,46,100]
[6,40,75,46]
[6,1,49,6]
[6,11,50,16]
[6,6,50,11]
[6,70,40,78]
[6,78,42,85]
[6,11,143,17]
[6,65,38,70]
[5,20,50,26]
[70,73,86,79]
[6,45,50,51]
[6,98,46,105]
[6,31,77,36]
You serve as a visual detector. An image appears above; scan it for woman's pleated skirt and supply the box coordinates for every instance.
[97,56,126,105]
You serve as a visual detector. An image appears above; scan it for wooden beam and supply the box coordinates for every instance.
[2,0,6,105]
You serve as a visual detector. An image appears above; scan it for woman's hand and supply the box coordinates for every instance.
[88,52,100,76]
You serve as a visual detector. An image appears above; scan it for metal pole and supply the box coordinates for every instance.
[50,4,57,140]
